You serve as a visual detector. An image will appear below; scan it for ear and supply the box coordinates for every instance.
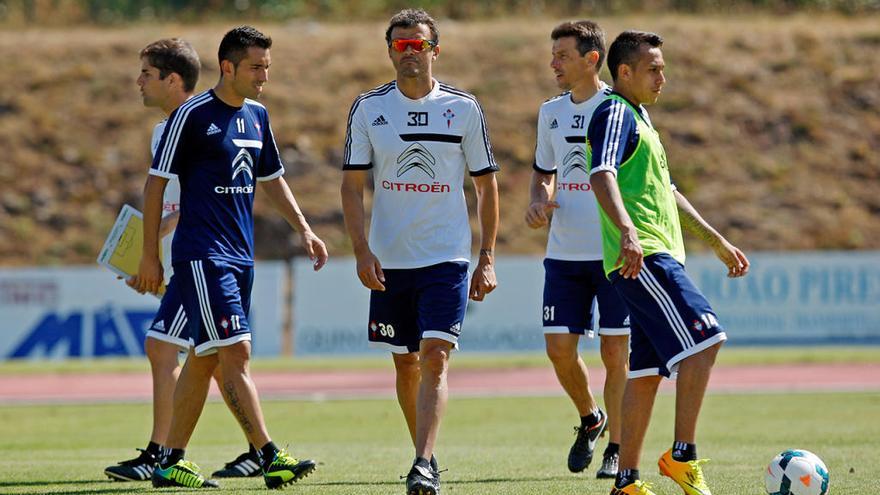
[165,72,182,89]
[619,63,632,81]
[586,50,600,67]
[432,45,440,61]
[220,59,235,78]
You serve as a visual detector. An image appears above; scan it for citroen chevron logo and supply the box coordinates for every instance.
[562,145,587,177]
[396,142,436,178]
[232,149,254,182]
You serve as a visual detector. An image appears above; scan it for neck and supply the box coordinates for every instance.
[568,73,602,104]
[162,93,193,116]
[396,74,434,100]
[612,86,641,107]
[213,79,245,107]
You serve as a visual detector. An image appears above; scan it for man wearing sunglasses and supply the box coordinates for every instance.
[526,21,629,480]
[341,8,500,495]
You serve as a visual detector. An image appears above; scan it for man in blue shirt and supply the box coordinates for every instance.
[135,26,328,489]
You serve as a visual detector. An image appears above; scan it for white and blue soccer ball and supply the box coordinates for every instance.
[765,449,830,495]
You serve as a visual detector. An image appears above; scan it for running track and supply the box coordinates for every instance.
[1,364,878,404]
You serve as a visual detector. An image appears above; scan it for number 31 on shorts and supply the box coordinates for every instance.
[543,306,555,321]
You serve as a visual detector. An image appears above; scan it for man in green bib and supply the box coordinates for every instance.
[588,30,750,495]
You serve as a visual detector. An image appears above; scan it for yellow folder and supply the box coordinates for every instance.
[97,204,166,296]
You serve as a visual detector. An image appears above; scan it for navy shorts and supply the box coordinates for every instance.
[368,261,469,354]
[145,275,191,350]
[174,258,253,356]
[610,253,726,378]
[542,259,630,337]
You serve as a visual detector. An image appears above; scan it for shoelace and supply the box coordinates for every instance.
[399,465,445,480]
[634,480,654,494]
[687,458,710,486]
[273,448,301,466]
[176,459,202,474]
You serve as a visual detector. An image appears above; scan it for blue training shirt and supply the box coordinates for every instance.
[150,90,284,266]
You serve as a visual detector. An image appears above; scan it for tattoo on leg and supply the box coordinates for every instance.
[224,381,254,434]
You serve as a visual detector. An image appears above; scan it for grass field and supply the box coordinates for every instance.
[1,391,877,494]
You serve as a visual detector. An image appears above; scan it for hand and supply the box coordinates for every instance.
[301,230,329,271]
[616,226,643,279]
[469,258,497,301]
[712,238,750,278]
[525,200,559,229]
[355,249,385,291]
[134,255,163,295]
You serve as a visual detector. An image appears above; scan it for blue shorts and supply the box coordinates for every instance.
[368,261,469,354]
[145,275,191,350]
[542,259,630,337]
[174,258,253,357]
[610,253,726,378]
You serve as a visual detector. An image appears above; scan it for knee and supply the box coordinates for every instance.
[145,339,180,369]
[419,344,450,377]
[545,339,577,365]
[393,353,420,379]
[217,343,251,372]
[600,337,629,370]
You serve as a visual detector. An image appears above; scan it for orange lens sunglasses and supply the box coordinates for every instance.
[389,38,437,52]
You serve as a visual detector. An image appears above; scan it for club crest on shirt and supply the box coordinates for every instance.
[442,108,455,128]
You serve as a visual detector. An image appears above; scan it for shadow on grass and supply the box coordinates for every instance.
[0,479,153,494]
[305,475,576,487]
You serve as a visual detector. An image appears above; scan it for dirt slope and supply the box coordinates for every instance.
[0,16,877,266]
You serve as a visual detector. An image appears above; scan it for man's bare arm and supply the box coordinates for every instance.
[674,189,749,278]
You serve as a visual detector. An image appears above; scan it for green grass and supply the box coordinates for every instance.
[1,392,877,494]
[1,346,878,375]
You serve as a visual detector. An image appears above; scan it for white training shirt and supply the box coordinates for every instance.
[150,120,180,279]
[344,80,498,269]
[534,84,611,261]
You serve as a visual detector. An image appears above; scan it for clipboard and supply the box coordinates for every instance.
[97,204,166,296]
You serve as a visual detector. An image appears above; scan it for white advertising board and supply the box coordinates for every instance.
[292,252,880,355]
[1,263,285,359]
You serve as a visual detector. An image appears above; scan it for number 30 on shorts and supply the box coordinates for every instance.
[543,306,555,321]
[376,322,395,338]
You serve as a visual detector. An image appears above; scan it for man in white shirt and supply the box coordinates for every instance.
[341,9,499,495]
[525,21,629,480]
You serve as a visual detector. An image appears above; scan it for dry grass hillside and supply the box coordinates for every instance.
[0,15,878,266]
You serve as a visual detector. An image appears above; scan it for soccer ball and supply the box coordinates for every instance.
[765,449,830,495]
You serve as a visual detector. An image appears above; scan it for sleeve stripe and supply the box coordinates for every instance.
[600,100,626,170]
[438,84,497,169]
[149,168,176,179]
[343,81,395,165]
[469,165,498,177]
[155,91,213,175]
[533,163,556,174]
[257,167,285,181]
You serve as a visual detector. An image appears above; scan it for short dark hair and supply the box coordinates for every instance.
[218,25,272,67]
[385,9,439,45]
[607,30,664,82]
[140,38,200,92]
[551,21,606,70]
